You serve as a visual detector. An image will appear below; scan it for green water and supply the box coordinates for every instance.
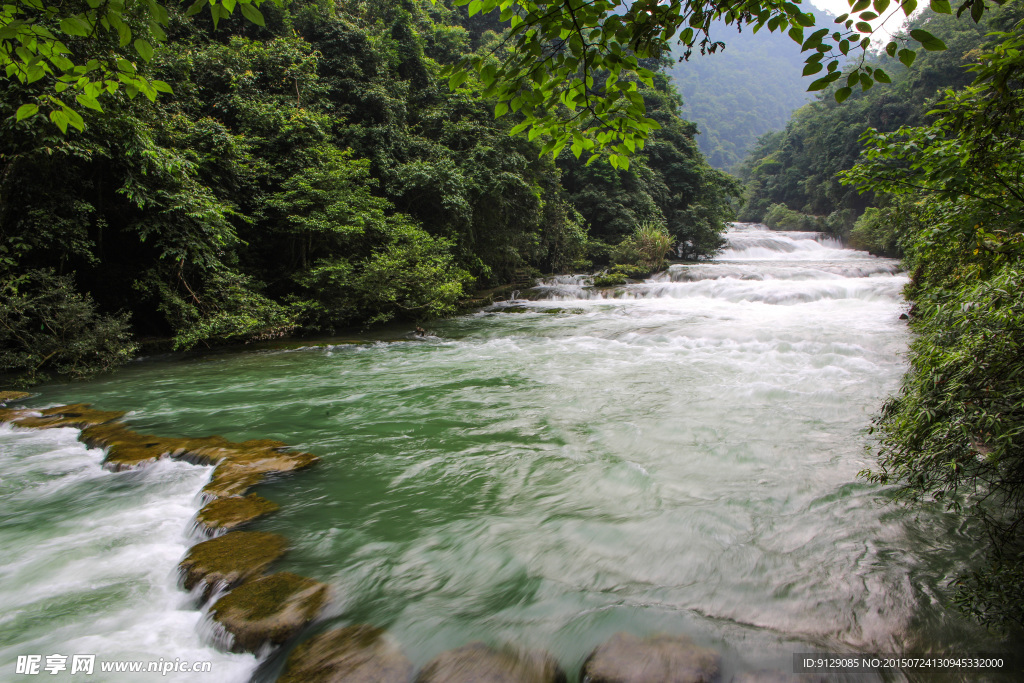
[1,228,1017,682]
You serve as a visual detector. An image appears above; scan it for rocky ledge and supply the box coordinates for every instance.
[178,531,287,598]
[210,572,329,653]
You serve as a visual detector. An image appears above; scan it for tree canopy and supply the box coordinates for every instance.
[3,0,999,159]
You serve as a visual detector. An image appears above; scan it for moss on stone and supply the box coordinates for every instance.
[0,391,30,404]
[179,531,287,594]
[13,403,125,430]
[0,407,32,424]
[279,625,413,683]
[196,494,280,533]
[211,572,329,653]
[202,450,319,499]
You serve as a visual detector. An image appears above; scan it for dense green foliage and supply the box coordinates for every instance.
[841,14,1024,630]
[4,0,990,162]
[736,6,1014,238]
[667,11,834,171]
[0,0,735,384]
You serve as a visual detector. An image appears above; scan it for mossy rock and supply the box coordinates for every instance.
[178,531,287,595]
[203,451,318,499]
[279,624,413,683]
[13,403,125,430]
[195,494,280,534]
[210,572,329,653]
[592,273,628,288]
[0,407,32,424]
[0,391,30,404]
[416,642,566,683]
[580,633,720,683]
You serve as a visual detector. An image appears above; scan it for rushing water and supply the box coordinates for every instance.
[0,224,1015,681]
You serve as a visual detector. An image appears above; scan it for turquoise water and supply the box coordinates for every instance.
[0,226,1014,681]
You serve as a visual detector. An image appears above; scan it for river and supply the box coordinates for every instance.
[0,224,1011,681]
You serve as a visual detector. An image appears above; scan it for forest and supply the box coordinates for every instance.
[2,0,1023,647]
[0,0,735,385]
[734,2,1024,631]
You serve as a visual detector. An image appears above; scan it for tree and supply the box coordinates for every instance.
[3,0,988,156]
[432,0,989,164]
[843,16,1024,630]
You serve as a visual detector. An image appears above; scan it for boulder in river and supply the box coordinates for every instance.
[210,572,329,653]
[580,633,720,683]
[195,494,280,534]
[279,624,413,683]
[178,531,287,597]
[416,642,566,683]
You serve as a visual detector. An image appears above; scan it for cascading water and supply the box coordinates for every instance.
[0,223,1014,681]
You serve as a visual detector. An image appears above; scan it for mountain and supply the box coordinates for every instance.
[667,10,834,170]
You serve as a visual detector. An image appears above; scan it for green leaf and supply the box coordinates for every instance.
[803,61,824,76]
[874,68,891,83]
[970,0,983,22]
[929,0,951,13]
[856,21,872,33]
[808,73,838,90]
[902,0,918,15]
[133,38,153,61]
[15,103,38,121]
[873,0,890,12]
[468,0,482,16]
[185,0,208,16]
[494,102,508,118]
[886,41,897,57]
[239,2,265,25]
[76,92,103,110]
[898,48,916,67]
[448,70,468,89]
[851,0,870,10]
[910,28,946,50]
[49,109,69,133]
[151,79,172,93]
[835,86,852,102]
[59,16,92,37]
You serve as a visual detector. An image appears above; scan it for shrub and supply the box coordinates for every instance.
[0,270,137,386]
[612,221,673,271]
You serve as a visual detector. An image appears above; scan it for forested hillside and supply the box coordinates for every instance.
[735,6,1018,243]
[734,0,1024,630]
[0,0,734,385]
[667,9,833,170]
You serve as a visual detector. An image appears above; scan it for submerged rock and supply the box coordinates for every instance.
[279,624,413,683]
[416,642,566,683]
[195,494,280,534]
[178,531,287,596]
[581,633,720,683]
[210,572,329,653]
[12,403,125,430]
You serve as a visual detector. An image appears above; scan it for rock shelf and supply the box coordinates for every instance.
[0,399,327,658]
